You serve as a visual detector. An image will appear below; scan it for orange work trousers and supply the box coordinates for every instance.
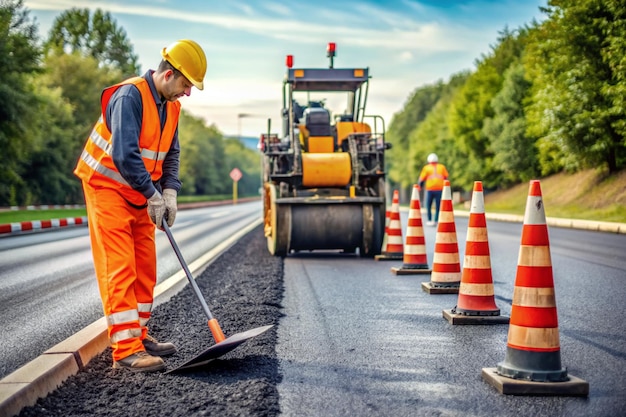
[82,182,157,361]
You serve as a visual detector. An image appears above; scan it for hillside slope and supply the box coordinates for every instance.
[483,169,626,223]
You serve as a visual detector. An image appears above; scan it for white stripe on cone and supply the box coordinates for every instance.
[524,195,546,225]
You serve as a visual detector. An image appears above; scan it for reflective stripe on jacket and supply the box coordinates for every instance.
[419,162,449,191]
[74,77,181,206]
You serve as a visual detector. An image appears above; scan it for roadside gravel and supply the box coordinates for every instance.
[18,226,283,417]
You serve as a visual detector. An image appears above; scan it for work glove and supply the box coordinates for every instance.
[147,190,165,230]
[163,188,178,227]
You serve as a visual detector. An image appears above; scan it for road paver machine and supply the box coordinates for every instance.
[259,43,389,256]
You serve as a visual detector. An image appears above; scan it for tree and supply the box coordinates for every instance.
[19,78,78,204]
[45,7,140,78]
[386,82,447,187]
[483,60,538,186]
[42,52,123,158]
[449,27,528,189]
[0,0,41,205]
[406,72,469,189]
[33,53,123,204]
[39,10,136,205]
[602,0,626,145]
[524,0,626,173]
[178,112,228,196]
[223,137,262,196]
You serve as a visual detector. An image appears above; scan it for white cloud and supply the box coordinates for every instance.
[25,0,483,52]
[261,2,292,17]
[399,51,413,62]
[188,78,280,107]
[24,0,545,136]
[233,3,255,16]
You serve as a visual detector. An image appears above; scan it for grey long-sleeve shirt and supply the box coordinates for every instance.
[106,70,182,200]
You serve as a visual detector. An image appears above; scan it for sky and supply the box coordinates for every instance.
[23,0,546,138]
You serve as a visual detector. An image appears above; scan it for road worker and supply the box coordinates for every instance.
[74,40,207,372]
[418,153,449,226]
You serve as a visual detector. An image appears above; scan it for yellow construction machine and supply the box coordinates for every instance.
[259,43,389,256]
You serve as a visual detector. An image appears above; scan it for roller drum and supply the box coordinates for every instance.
[289,204,364,251]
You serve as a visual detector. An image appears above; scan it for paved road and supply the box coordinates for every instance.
[0,201,262,379]
[3,208,626,417]
[277,217,626,416]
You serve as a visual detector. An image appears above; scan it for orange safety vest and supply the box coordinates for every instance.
[419,162,448,191]
[74,77,181,206]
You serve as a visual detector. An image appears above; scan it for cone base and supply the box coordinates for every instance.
[481,368,589,397]
[422,282,459,294]
[391,266,432,275]
[497,348,568,382]
[375,254,403,261]
[453,306,501,316]
[443,309,509,325]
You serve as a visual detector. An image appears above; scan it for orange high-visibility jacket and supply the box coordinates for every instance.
[419,162,449,191]
[74,77,181,206]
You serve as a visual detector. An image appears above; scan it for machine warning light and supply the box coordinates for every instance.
[327,42,336,57]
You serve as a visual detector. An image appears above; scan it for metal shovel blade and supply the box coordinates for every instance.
[166,325,274,374]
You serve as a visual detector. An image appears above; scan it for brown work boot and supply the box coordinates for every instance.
[112,351,165,372]
[142,334,177,357]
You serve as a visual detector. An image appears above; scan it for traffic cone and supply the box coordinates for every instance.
[375,190,403,261]
[482,180,588,396]
[443,181,509,324]
[422,180,460,293]
[392,184,431,275]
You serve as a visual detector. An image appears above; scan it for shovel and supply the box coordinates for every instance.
[161,220,273,373]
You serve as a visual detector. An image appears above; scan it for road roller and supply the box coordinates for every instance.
[259,42,389,257]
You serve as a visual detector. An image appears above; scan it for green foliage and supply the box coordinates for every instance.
[386,1,626,192]
[602,0,626,141]
[524,0,626,173]
[0,0,41,205]
[381,21,619,192]
[406,72,469,189]
[386,82,447,186]
[482,60,538,186]
[448,27,529,189]
[0,208,86,223]
[19,77,79,204]
[9,52,125,206]
[0,4,136,205]
[45,7,140,78]
[178,111,225,196]
[44,52,122,124]
[177,111,262,197]
[223,137,262,196]
[42,52,123,154]
[0,3,261,207]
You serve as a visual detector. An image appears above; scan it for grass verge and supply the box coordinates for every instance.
[481,169,626,223]
[0,209,87,224]
[0,194,257,224]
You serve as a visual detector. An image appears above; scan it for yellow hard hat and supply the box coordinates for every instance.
[161,39,207,90]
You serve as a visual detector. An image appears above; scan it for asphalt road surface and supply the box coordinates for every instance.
[277,218,626,416]
[0,202,262,379]
[9,215,626,417]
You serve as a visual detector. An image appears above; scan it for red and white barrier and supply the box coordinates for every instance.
[0,216,88,235]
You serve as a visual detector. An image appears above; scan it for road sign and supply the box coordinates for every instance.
[230,168,243,182]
